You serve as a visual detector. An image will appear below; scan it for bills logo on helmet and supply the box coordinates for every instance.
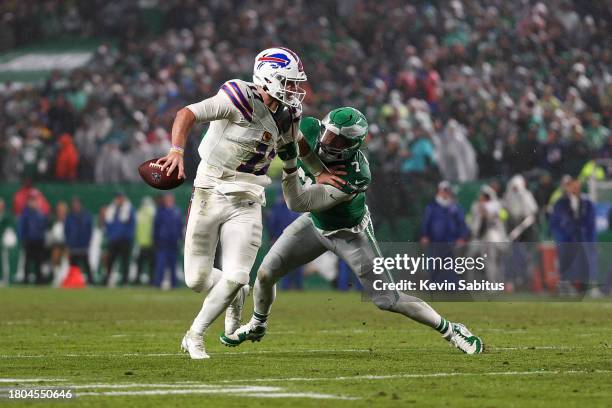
[257,53,291,69]
[278,47,304,72]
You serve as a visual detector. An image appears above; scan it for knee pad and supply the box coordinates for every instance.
[256,267,273,286]
[185,275,205,293]
[258,254,283,285]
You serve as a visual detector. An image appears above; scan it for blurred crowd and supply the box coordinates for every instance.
[0,182,357,290]
[1,0,612,293]
[0,182,184,287]
[0,1,610,195]
[1,173,610,295]
[420,175,611,296]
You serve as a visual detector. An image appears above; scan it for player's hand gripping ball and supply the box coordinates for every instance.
[138,158,184,190]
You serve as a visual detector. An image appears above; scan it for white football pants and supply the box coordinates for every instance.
[184,187,262,291]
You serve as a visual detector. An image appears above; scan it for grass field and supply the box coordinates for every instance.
[1,288,611,407]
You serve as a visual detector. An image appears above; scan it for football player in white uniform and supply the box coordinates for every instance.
[157,48,339,359]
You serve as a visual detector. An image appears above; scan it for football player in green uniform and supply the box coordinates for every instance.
[221,107,484,354]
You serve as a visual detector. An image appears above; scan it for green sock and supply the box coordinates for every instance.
[435,317,451,337]
[252,311,268,325]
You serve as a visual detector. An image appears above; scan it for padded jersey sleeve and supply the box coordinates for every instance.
[186,80,254,124]
[282,170,353,212]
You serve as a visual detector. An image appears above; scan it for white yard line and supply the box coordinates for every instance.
[217,369,612,383]
[4,371,611,401]
[77,386,280,396]
[246,392,358,400]
[19,384,357,400]
[77,389,357,400]
[58,383,221,390]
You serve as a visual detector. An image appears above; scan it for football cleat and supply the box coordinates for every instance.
[181,330,210,359]
[446,323,484,354]
[224,285,249,336]
[219,322,267,347]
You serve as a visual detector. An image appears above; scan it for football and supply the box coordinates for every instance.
[138,158,184,190]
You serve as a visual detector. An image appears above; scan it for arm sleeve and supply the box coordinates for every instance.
[296,131,327,176]
[186,93,243,124]
[282,170,353,212]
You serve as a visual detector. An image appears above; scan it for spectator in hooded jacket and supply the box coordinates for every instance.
[103,192,135,286]
[12,179,50,216]
[421,181,470,244]
[18,194,48,284]
[432,120,478,183]
[64,197,93,284]
[153,193,182,288]
[550,177,597,297]
[469,184,508,284]
[502,175,539,291]
[420,181,469,283]
[55,133,79,181]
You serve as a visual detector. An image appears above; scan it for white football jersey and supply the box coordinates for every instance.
[187,79,295,205]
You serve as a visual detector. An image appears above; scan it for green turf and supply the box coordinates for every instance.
[1,288,611,407]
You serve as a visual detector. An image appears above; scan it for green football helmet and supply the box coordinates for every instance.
[316,107,368,162]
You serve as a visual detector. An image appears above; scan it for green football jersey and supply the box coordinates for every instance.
[297,116,371,231]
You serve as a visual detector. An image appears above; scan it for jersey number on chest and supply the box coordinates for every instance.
[236,133,276,176]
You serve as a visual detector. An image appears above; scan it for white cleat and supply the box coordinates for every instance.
[224,285,249,335]
[181,330,210,359]
[447,323,484,354]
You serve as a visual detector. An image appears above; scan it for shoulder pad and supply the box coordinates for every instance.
[219,79,255,122]
[272,104,299,134]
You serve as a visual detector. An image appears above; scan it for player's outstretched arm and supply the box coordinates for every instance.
[157,107,194,179]
[281,168,352,212]
[158,85,247,179]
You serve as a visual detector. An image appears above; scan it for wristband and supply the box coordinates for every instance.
[170,145,184,156]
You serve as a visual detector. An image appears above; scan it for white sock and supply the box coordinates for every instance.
[190,278,242,336]
[224,284,250,334]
